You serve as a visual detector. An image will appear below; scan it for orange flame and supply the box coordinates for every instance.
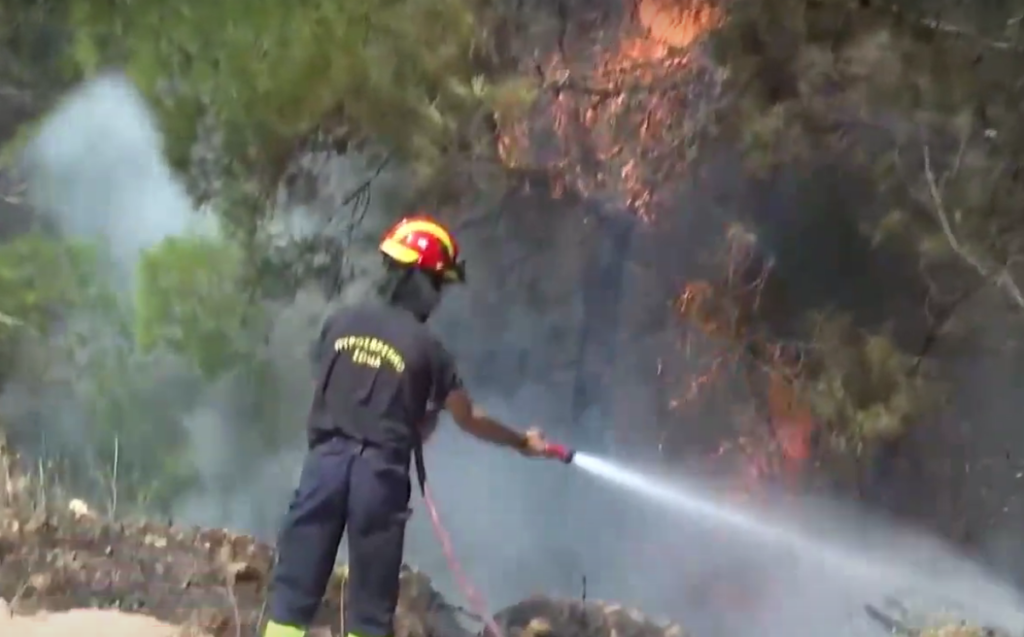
[636,0,721,52]
[496,0,722,219]
[498,1,816,492]
[673,243,817,490]
[766,370,815,484]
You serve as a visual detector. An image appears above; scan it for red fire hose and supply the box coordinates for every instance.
[421,442,575,637]
[422,484,505,637]
[544,443,576,464]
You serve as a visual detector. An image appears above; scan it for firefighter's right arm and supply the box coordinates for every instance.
[434,340,549,456]
[445,389,530,452]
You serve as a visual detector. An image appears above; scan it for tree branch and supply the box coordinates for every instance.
[922,143,1024,309]
[0,311,23,327]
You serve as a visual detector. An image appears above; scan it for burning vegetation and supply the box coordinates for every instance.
[498,0,723,217]
[490,0,1024,509]
[494,0,935,491]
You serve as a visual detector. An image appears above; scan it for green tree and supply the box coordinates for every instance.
[54,0,507,189]
[135,234,261,379]
[686,0,1024,452]
[0,0,540,515]
[76,343,200,515]
[0,233,106,338]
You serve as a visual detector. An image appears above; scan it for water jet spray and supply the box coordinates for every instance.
[550,450,1024,631]
[429,437,1024,635]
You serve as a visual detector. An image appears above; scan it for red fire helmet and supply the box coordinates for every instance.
[379,215,466,283]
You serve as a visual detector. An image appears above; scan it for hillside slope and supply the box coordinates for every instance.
[0,440,1009,637]
[0,485,690,637]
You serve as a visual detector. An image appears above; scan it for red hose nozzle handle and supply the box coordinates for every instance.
[545,443,575,464]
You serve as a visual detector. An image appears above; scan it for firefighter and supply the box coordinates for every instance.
[264,215,564,637]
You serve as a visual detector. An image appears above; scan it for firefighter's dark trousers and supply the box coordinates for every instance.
[265,436,412,637]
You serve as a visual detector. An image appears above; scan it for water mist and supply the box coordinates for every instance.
[569,450,1024,634]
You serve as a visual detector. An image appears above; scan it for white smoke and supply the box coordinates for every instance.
[22,74,216,280]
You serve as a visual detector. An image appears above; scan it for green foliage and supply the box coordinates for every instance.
[0,1,65,87]
[797,314,930,454]
[74,343,200,514]
[711,0,1018,163]
[0,226,291,512]
[0,233,106,338]
[0,0,534,516]
[707,0,1024,462]
[61,0,499,185]
[0,231,201,512]
[135,234,259,379]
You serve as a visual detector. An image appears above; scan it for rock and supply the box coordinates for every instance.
[394,566,470,637]
[0,511,480,637]
[919,626,995,637]
[0,608,206,637]
[67,499,93,520]
[494,597,687,637]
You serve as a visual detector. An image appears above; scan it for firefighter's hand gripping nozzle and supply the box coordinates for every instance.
[544,442,576,464]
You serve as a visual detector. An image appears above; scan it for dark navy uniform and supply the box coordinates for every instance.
[266,301,462,637]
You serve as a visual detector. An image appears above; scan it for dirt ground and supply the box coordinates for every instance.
[0,495,693,637]
[0,507,292,635]
[0,483,996,637]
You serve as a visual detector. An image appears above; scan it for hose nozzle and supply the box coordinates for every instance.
[545,443,575,464]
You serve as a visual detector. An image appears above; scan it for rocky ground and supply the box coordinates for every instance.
[0,502,691,637]
[0,440,1010,637]
[0,445,693,637]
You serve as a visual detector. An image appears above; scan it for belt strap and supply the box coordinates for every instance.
[412,429,427,496]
